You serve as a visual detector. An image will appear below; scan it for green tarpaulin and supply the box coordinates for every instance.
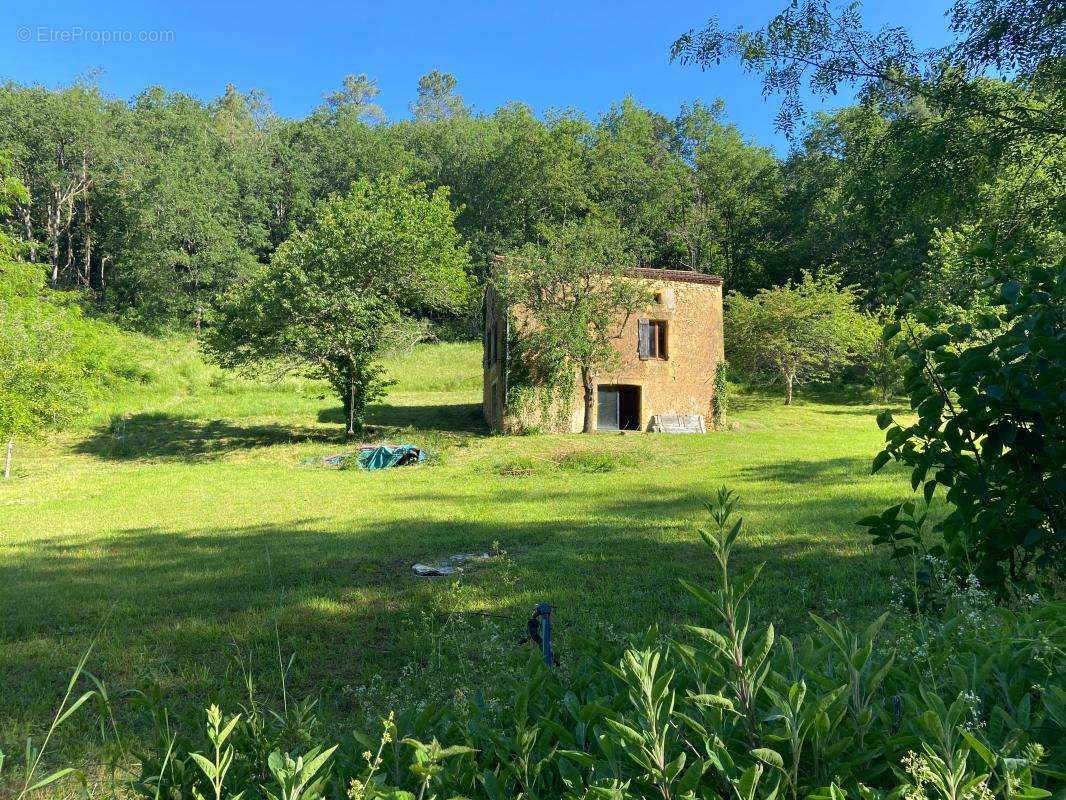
[356,444,425,470]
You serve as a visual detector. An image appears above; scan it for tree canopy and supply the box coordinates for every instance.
[205,173,472,432]
[726,272,866,404]
[0,53,1058,334]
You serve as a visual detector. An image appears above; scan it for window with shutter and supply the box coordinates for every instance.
[640,320,668,360]
[638,318,651,360]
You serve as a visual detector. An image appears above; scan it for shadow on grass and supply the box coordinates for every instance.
[0,477,896,752]
[738,455,875,483]
[73,412,343,462]
[317,402,488,435]
[75,400,488,462]
[729,382,899,412]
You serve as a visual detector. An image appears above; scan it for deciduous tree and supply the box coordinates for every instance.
[726,272,865,404]
[494,219,648,433]
[205,174,473,433]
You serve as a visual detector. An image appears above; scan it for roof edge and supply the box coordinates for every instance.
[490,255,723,286]
[633,268,723,286]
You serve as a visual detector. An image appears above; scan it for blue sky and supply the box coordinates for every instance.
[1,0,956,152]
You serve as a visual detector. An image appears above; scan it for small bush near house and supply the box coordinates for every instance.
[491,454,547,477]
[711,360,729,429]
[14,490,1063,800]
[554,449,639,473]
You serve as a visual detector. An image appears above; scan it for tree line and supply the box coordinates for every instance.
[0,56,1058,332]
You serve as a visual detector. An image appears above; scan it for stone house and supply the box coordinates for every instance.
[483,268,725,432]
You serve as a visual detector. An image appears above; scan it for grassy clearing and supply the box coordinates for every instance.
[0,338,913,763]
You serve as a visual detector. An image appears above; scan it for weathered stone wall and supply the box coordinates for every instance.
[483,272,725,433]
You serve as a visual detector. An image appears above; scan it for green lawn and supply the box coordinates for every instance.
[0,339,912,761]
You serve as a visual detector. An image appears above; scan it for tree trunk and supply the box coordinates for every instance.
[342,382,358,436]
[340,358,358,436]
[581,368,595,434]
[64,201,75,284]
[49,197,60,287]
[784,374,794,405]
[3,440,12,479]
[20,208,35,262]
[82,170,92,287]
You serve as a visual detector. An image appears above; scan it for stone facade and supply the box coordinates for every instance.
[483,269,724,433]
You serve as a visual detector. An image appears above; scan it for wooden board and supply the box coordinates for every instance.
[652,413,707,434]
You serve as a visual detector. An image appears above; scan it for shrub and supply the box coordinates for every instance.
[711,360,729,429]
[491,455,546,477]
[867,254,1065,594]
[554,449,638,473]
[0,258,134,478]
[852,312,909,402]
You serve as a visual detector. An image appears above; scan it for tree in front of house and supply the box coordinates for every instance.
[494,218,648,433]
[726,272,864,404]
[205,173,473,434]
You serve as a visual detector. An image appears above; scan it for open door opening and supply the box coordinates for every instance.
[597,385,641,431]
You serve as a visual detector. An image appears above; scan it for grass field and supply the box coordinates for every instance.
[0,338,914,762]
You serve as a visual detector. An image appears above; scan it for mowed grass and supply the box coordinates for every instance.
[0,338,913,761]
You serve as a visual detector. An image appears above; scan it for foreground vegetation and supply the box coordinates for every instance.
[5,448,1064,798]
[1,340,916,779]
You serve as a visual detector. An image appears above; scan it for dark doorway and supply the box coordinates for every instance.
[597,385,641,431]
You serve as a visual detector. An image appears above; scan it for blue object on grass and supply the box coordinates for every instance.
[357,444,426,470]
[536,601,553,668]
[522,602,555,668]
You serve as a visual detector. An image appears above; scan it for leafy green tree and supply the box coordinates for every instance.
[672,0,1063,141]
[673,0,1064,305]
[301,112,413,204]
[853,311,911,402]
[401,103,593,276]
[410,71,468,121]
[0,81,113,287]
[674,101,782,291]
[94,87,265,329]
[0,150,29,260]
[867,254,1065,592]
[205,174,472,433]
[726,272,865,404]
[587,98,686,265]
[494,218,648,433]
[319,73,386,123]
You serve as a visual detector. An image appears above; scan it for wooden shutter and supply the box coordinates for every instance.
[638,318,651,360]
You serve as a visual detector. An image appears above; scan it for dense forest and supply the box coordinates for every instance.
[1,57,1060,332]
